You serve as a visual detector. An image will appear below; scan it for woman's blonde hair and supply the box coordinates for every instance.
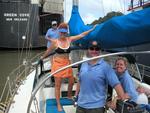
[58,22,68,29]
[115,57,128,66]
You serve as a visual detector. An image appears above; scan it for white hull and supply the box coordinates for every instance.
[8,70,35,113]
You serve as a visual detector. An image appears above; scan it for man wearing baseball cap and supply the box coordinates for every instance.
[45,20,59,85]
[45,20,59,48]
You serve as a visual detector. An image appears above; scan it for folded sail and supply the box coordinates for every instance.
[68,6,150,49]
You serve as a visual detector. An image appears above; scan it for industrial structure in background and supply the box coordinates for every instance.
[0,0,63,49]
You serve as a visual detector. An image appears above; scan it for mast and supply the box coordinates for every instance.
[73,0,78,6]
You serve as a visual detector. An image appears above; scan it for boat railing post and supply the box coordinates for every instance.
[135,63,143,82]
[23,58,32,79]
[33,96,40,113]
[35,63,39,86]
[23,58,28,78]
[7,77,13,101]
[142,64,145,80]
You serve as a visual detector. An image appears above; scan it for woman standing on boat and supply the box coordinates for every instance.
[41,22,96,111]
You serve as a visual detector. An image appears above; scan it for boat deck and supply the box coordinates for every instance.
[46,98,74,113]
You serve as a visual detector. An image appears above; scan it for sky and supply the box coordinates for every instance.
[64,0,131,24]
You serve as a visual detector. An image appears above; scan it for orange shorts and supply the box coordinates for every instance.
[51,57,73,78]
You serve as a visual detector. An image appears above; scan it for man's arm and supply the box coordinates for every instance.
[46,37,53,42]
[75,82,80,96]
[45,29,52,41]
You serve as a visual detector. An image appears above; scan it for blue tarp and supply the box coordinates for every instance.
[68,5,150,49]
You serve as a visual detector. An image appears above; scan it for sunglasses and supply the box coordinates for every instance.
[89,46,100,51]
[52,24,57,26]
[60,32,67,34]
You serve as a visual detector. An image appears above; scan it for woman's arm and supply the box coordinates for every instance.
[41,41,56,59]
[70,25,96,42]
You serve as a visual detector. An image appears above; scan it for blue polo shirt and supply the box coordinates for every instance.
[117,70,138,103]
[45,28,59,48]
[78,58,120,109]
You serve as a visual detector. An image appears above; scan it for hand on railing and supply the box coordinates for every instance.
[37,58,43,65]
[73,95,78,107]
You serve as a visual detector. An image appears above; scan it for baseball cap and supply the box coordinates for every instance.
[52,21,57,25]
[88,41,101,49]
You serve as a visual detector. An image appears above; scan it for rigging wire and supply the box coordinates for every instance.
[17,1,23,73]
[26,2,40,62]
[100,0,105,16]
[64,0,66,22]
[116,0,128,14]
[123,0,126,13]
[118,0,124,13]
[18,1,33,70]
[27,4,39,59]
[25,2,32,57]
[110,0,113,12]
[26,3,33,59]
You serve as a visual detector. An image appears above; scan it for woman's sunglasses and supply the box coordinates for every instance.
[89,46,100,51]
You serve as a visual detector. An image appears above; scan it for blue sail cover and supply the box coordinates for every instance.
[68,5,150,49]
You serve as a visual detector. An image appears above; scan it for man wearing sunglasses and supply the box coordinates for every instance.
[75,41,129,113]
[87,41,101,58]
[45,20,59,48]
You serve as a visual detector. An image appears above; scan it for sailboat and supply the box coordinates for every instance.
[0,0,150,113]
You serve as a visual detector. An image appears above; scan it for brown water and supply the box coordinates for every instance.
[0,50,44,96]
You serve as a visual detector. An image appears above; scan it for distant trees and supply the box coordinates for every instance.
[91,11,124,25]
